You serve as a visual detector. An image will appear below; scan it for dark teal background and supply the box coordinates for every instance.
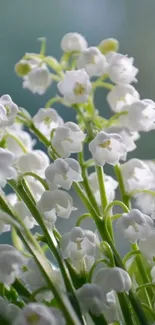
[1,0,155,252]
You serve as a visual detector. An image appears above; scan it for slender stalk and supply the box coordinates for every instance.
[104,200,129,215]
[96,166,108,212]
[29,123,50,147]
[114,164,131,208]
[22,171,49,190]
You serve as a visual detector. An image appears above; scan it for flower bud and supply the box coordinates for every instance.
[15,60,31,76]
[99,38,119,54]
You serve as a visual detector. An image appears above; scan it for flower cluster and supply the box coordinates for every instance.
[0,32,155,325]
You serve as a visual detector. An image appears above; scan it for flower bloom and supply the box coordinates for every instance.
[94,267,132,293]
[58,69,92,104]
[76,284,118,322]
[107,84,140,113]
[0,244,24,285]
[116,209,154,243]
[0,94,18,128]
[118,99,155,132]
[37,190,76,224]
[0,297,20,324]
[0,148,17,187]
[52,122,86,158]
[77,47,107,77]
[120,158,153,193]
[13,201,38,229]
[60,227,98,271]
[45,158,83,190]
[12,304,65,325]
[33,108,64,139]
[88,171,118,204]
[60,32,87,52]
[107,52,138,84]
[139,230,155,261]
[16,150,50,177]
[23,65,52,95]
[89,131,127,166]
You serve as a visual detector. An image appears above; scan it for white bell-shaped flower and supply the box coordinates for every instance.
[23,65,52,95]
[37,190,76,223]
[0,244,24,285]
[88,172,118,204]
[12,304,65,325]
[76,284,118,322]
[60,227,98,271]
[0,94,18,127]
[24,176,45,201]
[89,131,127,166]
[13,201,37,229]
[0,148,17,187]
[6,124,35,157]
[52,122,86,158]
[107,84,140,113]
[77,47,107,77]
[135,192,155,215]
[107,52,138,84]
[45,158,83,190]
[94,267,132,293]
[16,150,50,177]
[58,69,92,104]
[0,297,21,324]
[118,99,155,132]
[120,159,153,193]
[33,108,64,139]
[139,230,155,261]
[0,210,17,233]
[117,209,154,243]
[60,32,87,52]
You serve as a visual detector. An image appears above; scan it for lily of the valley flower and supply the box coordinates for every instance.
[16,150,50,177]
[120,158,153,193]
[52,122,86,158]
[117,209,154,243]
[37,190,76,224]
[58,69,92,104]
[107,84,140,113]
[0,95,18,128]
[89,131,127,166]
[0,148,17,187]
[139,230,155,261]
[60,32,87,52]
[0,297,20,324]
[76,284,118,322]
[107,52,138,84]
[0,244,24,285]
[13,304,65,325]
[94,267,132,293]
[77,47,107,77]
[13,201,38,229]
[33,108,64,139]
[23,65,52,95]
[45,158,83,190]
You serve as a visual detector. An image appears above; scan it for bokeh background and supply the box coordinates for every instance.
[1,0,155,253]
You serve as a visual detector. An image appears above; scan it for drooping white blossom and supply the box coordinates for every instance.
[76,284,118,322]
[37,190,76,224]
[58,69,92,104]
[0,210,17,233]
[89,131,127,166]
[120,159,153,193]
[117,209,154,243]
[60,32,87,52]
[16,150,50,177]
[0,148,17,187]
[33,108,64,139]
[107,84,140,113]
[88,172,118,204]
[0,297,21,324]
[45,158,83,190]
[24,176,45,201]
[107,52,138,84]
[94,267,132,293]
[77,47,107,77]
[12,304,65,325]
[13,201,38,229]
[0,244,25,285]
[118,99,155,132]
[139,230,155,261]
[60,227,98,271]
[52,122,86,158]
[23,65,52,95]
[0,94,18,128]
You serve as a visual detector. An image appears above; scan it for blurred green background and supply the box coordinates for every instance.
[1,0,155,252]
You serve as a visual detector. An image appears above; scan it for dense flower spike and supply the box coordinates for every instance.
[1,32,155,325]
[58,69,92,104]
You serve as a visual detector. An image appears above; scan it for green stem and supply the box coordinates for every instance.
[4,133,28,153]
[123,250,141,265]
[136,283,155,293]
[22,172,49,190]
[104,200,129,216]
[89,312,108,325]
[117,292,135,325]
[73,183,100,219]
[76,213,92,227]
[141,303,155,320]
[88,259,110,282]
[92,81,114,91]
[96,166,108,212]
[114,164,131,208]
[29,123,50,147]
[45,96,64,108]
